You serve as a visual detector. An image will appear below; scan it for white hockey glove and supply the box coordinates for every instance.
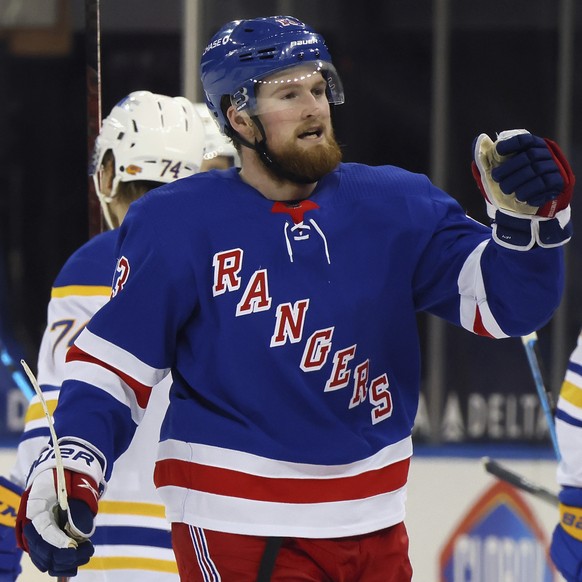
[472,129,574,250]
[16,440,105,578]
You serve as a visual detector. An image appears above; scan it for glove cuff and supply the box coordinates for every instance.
[27,438,106,492]
[537,205,572,247]
[492,208,572,250]
[491,210,536,250]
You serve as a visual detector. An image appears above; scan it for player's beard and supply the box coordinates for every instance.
[263,129,342,184]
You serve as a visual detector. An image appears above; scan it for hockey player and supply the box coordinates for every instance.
[16,15,575,581]
[4,91,206,581]
[551,331,582,581]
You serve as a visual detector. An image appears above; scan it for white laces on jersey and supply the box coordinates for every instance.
[283,219,331,264]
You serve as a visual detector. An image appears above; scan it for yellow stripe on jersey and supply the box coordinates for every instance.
[561,380,582,408]
[82,557,178,573]
[25,399,58,423]
[98,500,167,518]
[51,285,111,298]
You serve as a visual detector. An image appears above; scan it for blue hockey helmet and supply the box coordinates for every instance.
[200,16,344,137]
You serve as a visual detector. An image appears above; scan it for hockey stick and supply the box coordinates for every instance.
[85,0,103,238]
[20,360,76,582]
[521,332,561,460]
[482,456,559,507]
[20,360,71,528]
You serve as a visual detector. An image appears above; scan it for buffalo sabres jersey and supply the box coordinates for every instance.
[55,163,564,539]
[12,229,178,581]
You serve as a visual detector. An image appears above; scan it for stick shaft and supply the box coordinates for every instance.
[521,332,561,460]
[85,0,103,238]
[483,456,559,506]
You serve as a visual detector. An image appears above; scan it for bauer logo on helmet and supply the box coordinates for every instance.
[289,38,318,48]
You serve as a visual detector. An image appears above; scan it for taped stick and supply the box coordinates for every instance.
[521,332,561,460]
[483,456,559,507]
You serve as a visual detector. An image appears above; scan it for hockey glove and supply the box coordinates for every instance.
[551,487,582,581]
[15,467,99,577]
[472,129,574,250]
[0,477,23,582]
[15,438,105,578]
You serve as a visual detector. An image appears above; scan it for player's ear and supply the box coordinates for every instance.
[227,107,255,141]
[101,155,116,196]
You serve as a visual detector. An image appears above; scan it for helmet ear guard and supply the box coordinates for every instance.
[90,91,206,229]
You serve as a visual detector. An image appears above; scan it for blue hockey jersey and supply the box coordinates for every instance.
[53,163,564,538]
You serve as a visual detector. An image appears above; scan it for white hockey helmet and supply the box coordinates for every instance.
[194,102,240,167]
[90,91,205,228]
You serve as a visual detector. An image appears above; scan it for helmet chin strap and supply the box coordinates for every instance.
[232,116,317,186]
[92,173,117,230]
